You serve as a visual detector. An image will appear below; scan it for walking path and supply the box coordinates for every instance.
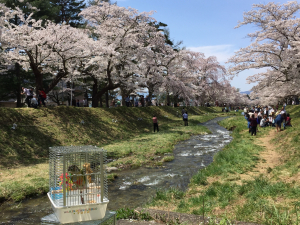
[237,129,282,184]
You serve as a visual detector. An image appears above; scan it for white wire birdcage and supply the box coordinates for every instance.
[48,146,109,224]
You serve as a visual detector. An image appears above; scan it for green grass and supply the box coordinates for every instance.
[163,155,175,162]
[0,106,220,167]
[0,106,223,202]
[104,116,214,168]
[190,116,268,185]
[116,207,153,221]
[149,106,300,224]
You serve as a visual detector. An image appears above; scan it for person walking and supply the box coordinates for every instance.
[264,106,269,117]
[152,115,159,133]
[249,114,257,136]
[145,95,149,106]
[283,102,287,110]
[125,96,130,107]
[245,113,251,133]
[135,99,139,107]
[183,111,188,126]
[110,99,115,107]
[21,87,33,107]
[141,96,145,107]
[38,89,46,107]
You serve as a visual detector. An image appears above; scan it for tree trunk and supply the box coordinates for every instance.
[148,84,154,106]
[30,61,44,94]
[166,92,170,106]
[89,76,120,107]
[174,94,179,107]
[105,91,109,108]
[120,87,127,106]
[67,96,71,106]
[100,94,103,107]
[92,78,99,107]
[15,63,22,108]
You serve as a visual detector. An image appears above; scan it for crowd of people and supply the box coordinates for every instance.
[21,87,47,108]
[111,95,156,108]
[243,105,292,135]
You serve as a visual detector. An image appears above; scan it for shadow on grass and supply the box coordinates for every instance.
[0,108,62,167]
[0,106,218,167]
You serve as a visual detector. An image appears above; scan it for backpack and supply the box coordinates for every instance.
[29,89,33,96]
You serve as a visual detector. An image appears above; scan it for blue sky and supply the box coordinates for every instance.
[113,0,292,92]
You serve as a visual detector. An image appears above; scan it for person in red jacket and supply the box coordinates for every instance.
[38,89,47,106]
[284,113,292,129]
[152,115,159,133]
[249,114,258,136]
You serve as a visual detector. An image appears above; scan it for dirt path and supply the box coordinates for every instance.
[237,129,283,184]
[206,129,283,185]
[208,129,285,216]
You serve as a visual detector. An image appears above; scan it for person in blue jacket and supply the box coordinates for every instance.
[274,113,286,132]
[245,113,251,133]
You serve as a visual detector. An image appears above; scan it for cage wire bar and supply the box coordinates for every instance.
[49,146,108,207]
[48,146,109,224]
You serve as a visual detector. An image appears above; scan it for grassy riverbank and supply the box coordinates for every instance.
[149,105,300,224]
[0,106,227,202]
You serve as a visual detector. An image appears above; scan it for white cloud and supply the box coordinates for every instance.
[187,44,235,63]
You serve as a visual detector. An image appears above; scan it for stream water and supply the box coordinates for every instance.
[0,117,232,225]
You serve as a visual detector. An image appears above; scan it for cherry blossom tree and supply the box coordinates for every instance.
[189,54,227,105]
[0,5,99,94]
[79,1,165,107]
[0,1,243,107]
[228,1,300,103]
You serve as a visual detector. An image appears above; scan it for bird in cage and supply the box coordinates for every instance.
[68,165,86,187]
[68,164,86,204]
[68,165,80,173]
[83,163,93,184]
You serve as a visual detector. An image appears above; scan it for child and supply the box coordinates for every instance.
[152,115,159,132]
[268,113,274,127]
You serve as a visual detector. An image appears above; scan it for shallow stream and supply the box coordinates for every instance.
[0,117,232,225]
